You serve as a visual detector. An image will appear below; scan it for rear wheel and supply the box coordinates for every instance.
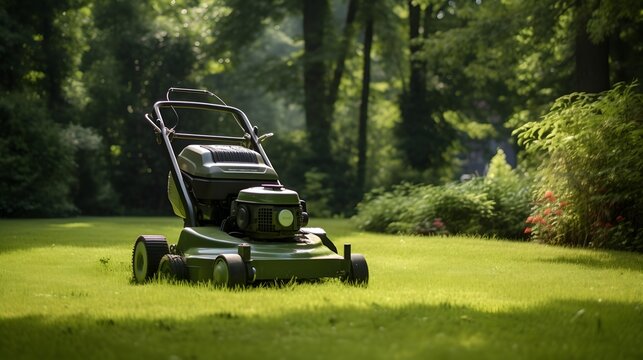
[132,235,169,283]
[158,254,188,280]
[212,254,246,288]
[343,254,369,286]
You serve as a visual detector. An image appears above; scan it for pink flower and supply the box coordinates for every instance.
[616,215,625,223]
[524,227,532,234]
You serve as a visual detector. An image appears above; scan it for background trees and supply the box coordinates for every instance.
[1,0,641,220]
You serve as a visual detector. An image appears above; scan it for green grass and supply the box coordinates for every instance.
[1,217,641,359]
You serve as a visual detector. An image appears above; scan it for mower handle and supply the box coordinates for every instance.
[144,113,162,133]
[166,87,228,106]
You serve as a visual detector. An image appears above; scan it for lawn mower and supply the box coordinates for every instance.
[131,87,368,287]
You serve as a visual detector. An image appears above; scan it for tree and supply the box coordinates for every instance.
[397,1,454,173]
[0,0,89,216]
[356,1,373,193]
[302,0,332,164]
[81,0,200,213]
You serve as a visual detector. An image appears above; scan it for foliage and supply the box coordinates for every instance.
[353,149,531,239]
[515,82,643,251]
[0,92,77,217]
[1,217,642,359]
[482,149,533,238]
[1,0,642,222]
[62,124,120,214]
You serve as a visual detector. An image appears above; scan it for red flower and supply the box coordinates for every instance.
[555,209,563,216]
[544,190,556,202]
[432,218,444,229]
[616,215,625,223]
[543,208,552,215]
[526,216,534,223]
[524,227,532,234]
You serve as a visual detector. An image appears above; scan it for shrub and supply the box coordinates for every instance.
[352,183,422,233]
[353,149,532,239]
[514,82,643,251]
[481,149,533,239]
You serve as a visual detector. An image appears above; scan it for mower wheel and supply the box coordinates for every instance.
[132,235,169,283]
[158,254,188,281]
[343,254,369,286]
[212,254,246,288]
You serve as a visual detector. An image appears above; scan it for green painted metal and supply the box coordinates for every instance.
[167,173,186,219]
[177,227,350,282]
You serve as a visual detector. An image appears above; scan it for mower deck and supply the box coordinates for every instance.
[178,227,351,282]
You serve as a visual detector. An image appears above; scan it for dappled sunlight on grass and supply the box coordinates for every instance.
[50,222,94,228]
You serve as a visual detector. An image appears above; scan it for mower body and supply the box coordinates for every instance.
[131,88,367,287]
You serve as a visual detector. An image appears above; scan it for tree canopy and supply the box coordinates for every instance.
[1,0,641,217]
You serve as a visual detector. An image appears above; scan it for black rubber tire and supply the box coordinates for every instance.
[212,254,247,288]
[344,254,369,286]
[158,254,188,280]
[132,235,169,283]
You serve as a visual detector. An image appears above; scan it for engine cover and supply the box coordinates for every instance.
[168,144,279,221]
[177,145,278,181]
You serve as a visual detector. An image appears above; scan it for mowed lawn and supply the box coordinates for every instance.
[0,217,641,359]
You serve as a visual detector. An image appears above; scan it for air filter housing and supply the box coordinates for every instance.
[231,185,308,239]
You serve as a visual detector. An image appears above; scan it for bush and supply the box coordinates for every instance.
[62,124,120,215]
[353,149,532,239]
[0,92,77,217]
[515,82,643,251]
[481,149,533,238]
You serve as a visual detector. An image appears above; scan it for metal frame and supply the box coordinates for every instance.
[143,90,276,228]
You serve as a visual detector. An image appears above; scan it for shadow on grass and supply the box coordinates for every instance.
[538,253,643,273]
[1,299,641,360]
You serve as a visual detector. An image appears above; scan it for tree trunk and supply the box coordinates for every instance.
[303,0,331,163]
[40,5,66,116]
[408,1,426,98]
[327,0,359,112]
[398,1,433,170]
[357,4,374,193]
[574,8,610,92]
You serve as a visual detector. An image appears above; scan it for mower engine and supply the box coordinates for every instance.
[168,144,308,239]
[231,185,309,239]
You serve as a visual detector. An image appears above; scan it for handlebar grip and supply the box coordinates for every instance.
[167,87,215,99]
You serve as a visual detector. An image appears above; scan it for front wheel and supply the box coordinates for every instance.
[343,254,369,286]
[212,254,246,288]
[132,235,169,283]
